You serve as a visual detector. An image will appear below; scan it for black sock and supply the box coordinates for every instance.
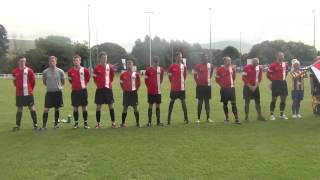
[292,102,296,115]
[54,110,59,125]
[245,100,250,117]
[16,111,22,127]
[167,100,174,123]
[280,102,286,116]
[197,99,203,119]
[156,107,160,123]
[96,111,101,123]
[122,112,127,124]
[73,111,79,124]
[270,101,276,115]
[205,99,210,120]
[181,100,188,121]
[134,111,140,125]
[296,101,301,114]
[231,102,238,120]
[30,111,37,126]
[42,112,48,128]
[223,103,229,120]
[148,108,152,123]
[83,111,88,125]
[255,101,262,117]
[110,109,115,122]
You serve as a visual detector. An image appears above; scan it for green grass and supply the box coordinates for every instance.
[1,73,320,179]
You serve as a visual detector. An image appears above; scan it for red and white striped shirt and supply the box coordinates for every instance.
[93,64,115,89]
[120,71,141,92]
[267,61,288,81]
[242,64,262,86]
[68,66,90,91]
[145,66,164,95]
[216,65,236,89]
[168,63,187,92]
[194,63,214,86]
[12,67,36,96]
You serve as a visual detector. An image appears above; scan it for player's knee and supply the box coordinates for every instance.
[122,106,128,113]
[231,102,237,107]
[255,99,260,105]
[133,106,139,112]
[223,102,228,108]
[17,107,23,112]
[28,106,35,111]
[108,104,114,110]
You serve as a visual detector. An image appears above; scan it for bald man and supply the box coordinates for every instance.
[242,58,265,121]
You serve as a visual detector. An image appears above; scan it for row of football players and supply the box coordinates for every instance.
[11,51,319,131]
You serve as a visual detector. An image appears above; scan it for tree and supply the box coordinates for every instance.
[91,42,128,71]
[25,36,75,72]
[248,40,317,65]
[74,42,89,67]
[131,35,205,69]
[221,46,240,65]
[0,24,9,58]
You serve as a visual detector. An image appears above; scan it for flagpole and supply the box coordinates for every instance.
[145,11,154,66]
[88,4,92,72]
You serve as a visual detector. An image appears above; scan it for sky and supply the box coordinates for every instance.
[1,0,320,51]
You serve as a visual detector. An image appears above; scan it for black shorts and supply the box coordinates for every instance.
[45,91,63,108]
[123,91,138,107]
[71,89,88,107]
[95,88,114,105]
[16,95,35,107]
[196,86,211,99]
[271,80,288,97]
[148,94,162,104]
[170,91,185,100]
[243,85,260,100]
[220,88,236,103]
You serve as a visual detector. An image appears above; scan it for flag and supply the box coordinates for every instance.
[310,60,320,82]
[121,59,126,70]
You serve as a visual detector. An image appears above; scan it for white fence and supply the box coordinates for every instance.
[0,71,148,79]
[0,73,43,79]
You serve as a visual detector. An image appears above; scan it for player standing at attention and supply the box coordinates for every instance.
[167,51,189,125]
[68,55,90,129]
[242,57,265,121]
[93,52,116,128]
[267,52,289,120]
[12,56,38,131]
[216,56,240,124]
[41,56,65,129]
[193,53,214,123]
[144,56,164,127]
[120,60,141,127]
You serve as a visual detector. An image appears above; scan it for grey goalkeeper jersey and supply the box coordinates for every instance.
[42,67,65,92]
